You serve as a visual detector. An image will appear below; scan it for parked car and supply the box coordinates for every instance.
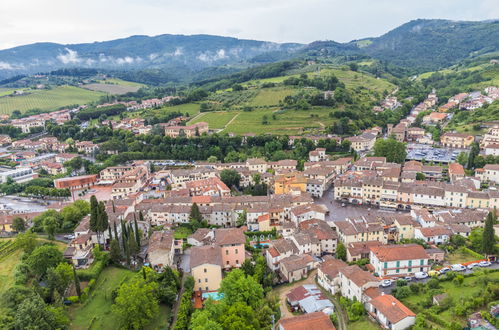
[451,264,466,271]
[467,263,479,270]
[403,276,413,282]
[479,261,492,267]
[428,270,440,277]
[415,272,428,279]
[439,267,451,275]
[380,279,392,287]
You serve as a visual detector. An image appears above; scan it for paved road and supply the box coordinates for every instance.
[380,263,499,294]
[274,269,318,319]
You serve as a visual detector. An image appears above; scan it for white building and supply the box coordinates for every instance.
[370,244,430,277]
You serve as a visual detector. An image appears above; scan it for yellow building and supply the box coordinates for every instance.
[274,171,307,194]
[190,245,223,292]
[440,132,474,149]
[466,191,490,209]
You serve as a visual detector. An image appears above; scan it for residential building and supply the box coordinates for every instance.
[440,132,474,149]
[278,312,336,330]
[190,245,223,292]
[370,244,430,277]
[147,231,175,270]
[367,294,416,330]
[164,122,209,138]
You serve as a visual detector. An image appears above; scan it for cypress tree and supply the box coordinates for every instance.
[73,266,81,298]
[113,222,119,244]
[134,218,141,247]
[128,232,138,258]
[108,225,113,241]
[89,195,99,234]
[139,210,144,222]
[482,212,496,256]
[97,202,109,242]
[120,221,127,252]
[109,239,121,264]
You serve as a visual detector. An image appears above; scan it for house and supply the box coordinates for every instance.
[425,248,445,263]
[476,164,499,184]
[414,226,452,245]
[274,172,307,195]
[190,245,223,292]
[187,228,213,246]
[298,219,338,254]
[279,254,316,283]
[346,133,377,152]
[440,132,474,149]
[265,238,298,271]
[448,163,465,183]
[164,122,209,138]
[370,244,430,277]
[367,294,416,330]
[309,148,328,162]
[286,284,334,314]
[64,233,93,267]
[317,257,348,294]
[346,241,382,262]
[338,265,380,302]
[147,231,175,270]
[214,227,246,269]
[278,312,336,330]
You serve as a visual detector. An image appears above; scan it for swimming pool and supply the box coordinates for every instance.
[202,292,225,301]
[253,242,270,248]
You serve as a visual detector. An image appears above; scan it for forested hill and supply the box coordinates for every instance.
[361,19,499,72]
[0,34,303,80]
[0,19,497,82]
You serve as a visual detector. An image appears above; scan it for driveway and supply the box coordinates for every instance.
[178,248,191,273]
[273,269,318,319]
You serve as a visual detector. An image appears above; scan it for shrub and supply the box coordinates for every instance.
[427,278,440,289]
[76,259,108,281]
[67,296,79,303]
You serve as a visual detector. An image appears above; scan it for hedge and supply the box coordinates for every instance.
[76,259,107,281]
[460,247,485,259]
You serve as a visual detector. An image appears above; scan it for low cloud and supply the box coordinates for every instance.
[0,61,13,69]
[57,48,81,64]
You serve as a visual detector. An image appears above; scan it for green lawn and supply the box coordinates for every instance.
[174,226,193,240]
[349,317,380,330]
[0,86,105,114]
[69,267,135,330]
[190,111,238,129]
[69,266,171,330]
[445,248,484,265]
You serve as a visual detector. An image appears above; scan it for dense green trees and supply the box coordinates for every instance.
[374,137,407,163]
[336,242,347,261]
[220,169,241,189]
[112,276,159,330]
[32,200,90,234]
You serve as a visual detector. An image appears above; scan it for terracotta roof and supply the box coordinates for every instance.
[448,163,465,176]
[278,312,335,330]
[318,258,348,279]
[280,254,314,272]
[418,226,453,237]
[370,294,415,324]
[190,245,222,268]
[214,227,246,245]
[339,265,379,287]
[370,244,429,262]
[148,231,174,252]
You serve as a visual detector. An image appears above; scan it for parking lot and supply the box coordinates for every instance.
[379,262,499,294]
[317,188,404,222]
[406,143,466,163]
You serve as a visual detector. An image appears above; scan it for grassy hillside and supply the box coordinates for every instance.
[0,85,105,114]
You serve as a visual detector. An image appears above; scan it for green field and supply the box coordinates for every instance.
[151,103,200,117]
[224,108,330,135]
[0,237,67,295]
[401,270,499,326]
[0,88,17,97]
[247,87,296,107]
[0,86,105,114]
[190,111,238,130]
[100,78,145,88]
[70,266,170,330]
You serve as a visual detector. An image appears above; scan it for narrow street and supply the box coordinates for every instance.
[170,271,188,329]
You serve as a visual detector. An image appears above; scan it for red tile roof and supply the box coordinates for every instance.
[370,294,415,324]
[278,312,335,330]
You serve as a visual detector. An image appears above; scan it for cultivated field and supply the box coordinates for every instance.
[82,83,140,95]
[247,87,296,107]
[0,86,105,114]
[189,111,238,129]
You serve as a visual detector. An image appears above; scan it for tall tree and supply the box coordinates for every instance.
[112,277,159,329]
[97,201,109,245]
[89,195,99,233]
[139,210,144,222]
[336,242,347,261]
[134,218,141,247]
[482,211,496,256]
[128,230,139,259]
[373,137,407,163]
[113,222,119,244]
[73,265,81,298]
[109,239,121,264]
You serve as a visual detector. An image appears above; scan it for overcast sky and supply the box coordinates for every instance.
[0,0,497,50]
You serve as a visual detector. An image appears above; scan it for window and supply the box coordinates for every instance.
[396,261,400,268]
[198,279,201,283]
[204,268,207,273]
[235,249,238,254]
[236,260,239,264]
[420,259,424,265]
[408,260,412,267]
[384,262,388,269]
[226,261,229,265]
[205,278,208,282]
[226,250,229,255]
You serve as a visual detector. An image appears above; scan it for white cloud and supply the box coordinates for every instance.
[57,48,81,64]
[0,61,13,70]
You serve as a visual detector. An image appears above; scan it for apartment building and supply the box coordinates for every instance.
[370,244,430,277]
